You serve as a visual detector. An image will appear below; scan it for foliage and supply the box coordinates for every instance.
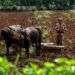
[0,0,74,10]
[0,0,16,10]
[0,56,75,75]
[0,56,21,75]
[22,57,75,75]
[16,0,75,10]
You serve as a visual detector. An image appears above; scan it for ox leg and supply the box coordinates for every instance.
[25,48,29,58]
[6,45,9,56]
[36,43,40,56]
[18,47,22,57]
[36,39,41,56]
[35,36,41,56]
[15,46,22,56]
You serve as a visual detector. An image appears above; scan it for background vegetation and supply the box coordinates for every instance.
[0,0,74,10]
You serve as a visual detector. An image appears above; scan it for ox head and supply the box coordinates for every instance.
[0,29,7,45]
[0,29,7,41]
[0,27,12,41]
[0,29,4,41]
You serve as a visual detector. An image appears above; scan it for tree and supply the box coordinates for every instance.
[42,0,73,10]
[0,0,74,10]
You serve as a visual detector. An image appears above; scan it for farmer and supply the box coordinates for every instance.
[55,18,67,45]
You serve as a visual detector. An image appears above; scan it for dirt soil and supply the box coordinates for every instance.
[0,11,37,29]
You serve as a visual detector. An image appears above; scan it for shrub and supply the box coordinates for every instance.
[23,57,75,75]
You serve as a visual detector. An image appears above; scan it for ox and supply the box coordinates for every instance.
[0,25,23,56]
[0,25,42,57]
[21,27,42,57]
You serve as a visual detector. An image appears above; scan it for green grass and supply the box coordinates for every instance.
[0,56,75,75]
[22,58,75,75]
